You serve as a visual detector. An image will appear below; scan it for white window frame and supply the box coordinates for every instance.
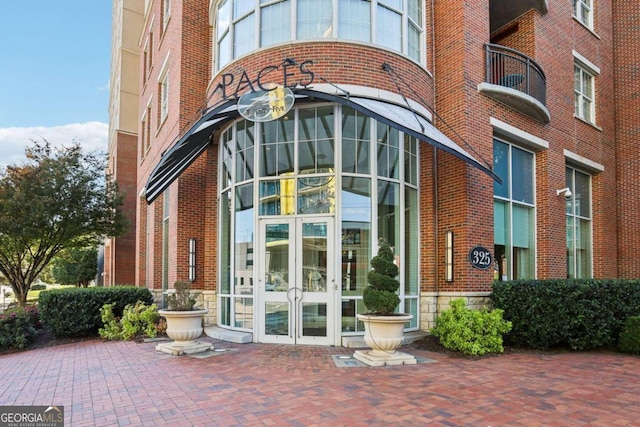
[163,0,171,31]
[573,0,593,29]
[213,0,425,71]
[565,165,593,279]
[492,137,537,281]
[158,53,171,124]
[160,74,169,123]
[573,51,599,125]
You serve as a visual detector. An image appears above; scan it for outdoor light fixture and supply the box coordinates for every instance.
[188,238,196,282]
[445,231,454,282]
[556,187,573,199]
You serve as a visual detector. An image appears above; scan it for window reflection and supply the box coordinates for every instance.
[222,104,420,331]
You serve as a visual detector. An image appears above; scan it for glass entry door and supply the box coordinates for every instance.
[258,217,335,345]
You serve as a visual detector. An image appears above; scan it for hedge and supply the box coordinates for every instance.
[38,286,154,338]
[618,316,640,355]
[491,279,640,350]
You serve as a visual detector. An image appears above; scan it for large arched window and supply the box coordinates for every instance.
[218,103,420,333]
[214,0,425,70]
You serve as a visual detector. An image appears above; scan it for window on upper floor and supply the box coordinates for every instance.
[493,138,536,281]
[148,32,154,74]
[565,166,592,279]
[573,0,593,29]
[214,0,424,71]
[143,44,149,86]
[162,0,171,31]
[143,32,154,86]
[158,53,170,125]
[140,114,147,160]
[574,63,595,124]
[144,103,152,153]
[160,72,169,124]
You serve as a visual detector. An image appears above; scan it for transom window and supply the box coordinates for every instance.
[565,167,592,279]
[214,0,424,70]
[573,0,593,29]
[574,63,595,123]
[493,139,536,281]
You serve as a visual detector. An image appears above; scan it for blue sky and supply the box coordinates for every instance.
[0,1,112,167]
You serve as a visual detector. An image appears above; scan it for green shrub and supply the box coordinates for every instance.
[362,238,400,315]
[492,279,640,350]
[0,305,41,350]
[431,298,512,356]
[618,316,640,355]
[99,301,159,341]
[38,286,154,338]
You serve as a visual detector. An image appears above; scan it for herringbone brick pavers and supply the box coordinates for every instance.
[1,337,639,426]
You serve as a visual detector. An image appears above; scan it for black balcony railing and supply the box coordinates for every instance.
[485,43,546,106]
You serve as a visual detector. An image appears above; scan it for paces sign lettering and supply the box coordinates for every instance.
[213,59,315,100]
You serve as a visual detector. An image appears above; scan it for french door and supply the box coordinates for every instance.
[258,217,335,345]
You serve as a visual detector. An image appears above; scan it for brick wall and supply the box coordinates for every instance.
[129,0,635,331]
[613,1,640,278]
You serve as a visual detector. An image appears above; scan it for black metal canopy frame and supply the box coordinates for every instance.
[144,88,501,204]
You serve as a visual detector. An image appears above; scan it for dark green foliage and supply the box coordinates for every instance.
[51,247,98,287]
[38,286,153,338]
[491,279,640,350]
[362,238,400,315]
[30,284,47,291]
[0,140,128,306]
[0,305,42,350]
[618,316,640,355]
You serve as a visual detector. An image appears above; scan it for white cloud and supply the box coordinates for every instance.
[0,122,108,169]
[98,80,110,92]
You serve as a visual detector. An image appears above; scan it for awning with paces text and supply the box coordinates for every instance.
[144,89,500,203]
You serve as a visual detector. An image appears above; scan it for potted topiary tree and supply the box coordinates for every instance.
[156,281,212,356]
[354,238,416,366]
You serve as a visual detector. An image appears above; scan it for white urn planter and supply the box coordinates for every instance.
[354,313,417,366]
[155,308,213,356]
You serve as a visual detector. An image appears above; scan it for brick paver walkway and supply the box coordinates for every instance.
[1,337,639,426]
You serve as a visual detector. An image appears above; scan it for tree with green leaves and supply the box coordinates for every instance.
[51,246,98,287]
[0,140,127,306]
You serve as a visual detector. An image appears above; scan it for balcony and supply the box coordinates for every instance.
[478,43,550,124]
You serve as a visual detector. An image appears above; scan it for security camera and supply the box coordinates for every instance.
[556,188,572,199]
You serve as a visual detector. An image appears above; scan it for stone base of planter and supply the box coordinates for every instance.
[155,341,213,356]
[353,349,417,366]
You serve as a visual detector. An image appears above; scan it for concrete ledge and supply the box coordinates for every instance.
[342,330,427,348]
[354,349,417,366]
[204,325,253,344]
[156,341,213,356]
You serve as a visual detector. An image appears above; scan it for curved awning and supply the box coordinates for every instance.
[296,88,499,183]
[144,100,240,203]
[144,89,499,203]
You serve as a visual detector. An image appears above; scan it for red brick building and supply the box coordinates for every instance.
[107,0,639,346]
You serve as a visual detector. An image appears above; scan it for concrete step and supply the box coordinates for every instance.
[204,325,253,344]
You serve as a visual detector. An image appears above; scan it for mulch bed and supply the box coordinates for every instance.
[0,329,98,356]
[411,334,624,360]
